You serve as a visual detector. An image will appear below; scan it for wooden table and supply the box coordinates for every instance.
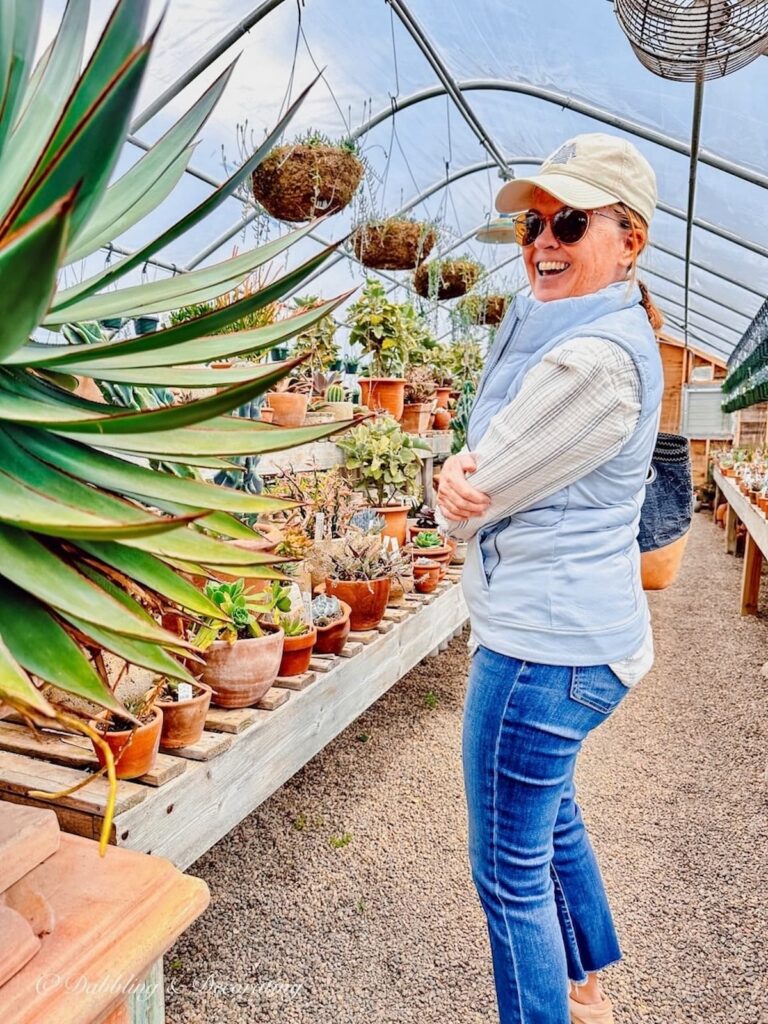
[712,467,768,615]
[0,577,468,870]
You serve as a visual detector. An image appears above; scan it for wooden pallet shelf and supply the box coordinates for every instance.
[0,580,468,869]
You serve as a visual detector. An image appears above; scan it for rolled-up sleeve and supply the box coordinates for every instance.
[436,338,641,541]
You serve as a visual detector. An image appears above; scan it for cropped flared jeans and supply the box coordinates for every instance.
[463,646,629,1024]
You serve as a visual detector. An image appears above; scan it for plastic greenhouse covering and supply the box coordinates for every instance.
[41,0,768,367]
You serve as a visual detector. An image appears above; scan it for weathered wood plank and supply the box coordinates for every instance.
[337,641,364,658]
[0,751,146,816]
[0,724,185,788]
[741,533,763,616]
[309,656,337,673]
[0,791,101,841]
[255,687,290,710]
[274,672,316,692]
[347,628,379,644]
[376,619,395,634]
[159,731,233,762]
[204,707,263,734]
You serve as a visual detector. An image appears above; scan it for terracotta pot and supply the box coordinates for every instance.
[371,504,410,547]
[201,627,285,708]
[435,386,452,409]
[266,391,308,427]
[408,542,451,578]
[432,408,451,431]
[92,708,163,780]
[325,576,391,630]
[260,407,274,423]
[400,402,433,434]
[359,378,406,421]
[450,540,468,565]
[278,625,317,677]
[158,682,212,750]
[759,496,768,514]
[413,560,441,593]
[313,601,352,655]
[641,531,690,591]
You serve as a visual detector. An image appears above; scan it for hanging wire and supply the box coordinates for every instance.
[276,1,303,121]
[298,9,352,132]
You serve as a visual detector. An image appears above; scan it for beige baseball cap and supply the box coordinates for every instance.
[496,133,657,225]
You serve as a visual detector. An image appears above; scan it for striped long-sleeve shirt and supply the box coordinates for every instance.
[437,336,654,686]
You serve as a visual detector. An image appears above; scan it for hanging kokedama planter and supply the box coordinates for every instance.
[413,258,482,300]
[251,142,364,222]
[351,219,437,271]
[460,293,509,326]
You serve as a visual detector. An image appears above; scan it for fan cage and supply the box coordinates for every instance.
[615,0,768,81]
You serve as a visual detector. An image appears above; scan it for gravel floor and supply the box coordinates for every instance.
[165,511,768,1024]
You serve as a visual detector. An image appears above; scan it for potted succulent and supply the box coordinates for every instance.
[408,503,438,541]
[344,356,360,373]
[336,416,430,546]
[413,557,441,594]
[195,579,291,708]
[311,594,352,655]
[401,365,437,434]
[408,530,453,576]
[251,132,364,222]
[91,684,163,780]
[266,373,311,427]
[270,344,289,362]
[350,216,437,270]
[158,678,213,750]
[277,615,317,677]
[348,279,414,420]
[413,256,482,300]
[324,536,410,630]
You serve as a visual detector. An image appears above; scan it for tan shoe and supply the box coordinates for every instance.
[568,993,614,1024]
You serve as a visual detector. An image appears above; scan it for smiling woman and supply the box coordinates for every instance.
[435,133,668,1024]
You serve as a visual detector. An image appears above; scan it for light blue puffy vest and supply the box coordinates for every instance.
[462,281,663,666]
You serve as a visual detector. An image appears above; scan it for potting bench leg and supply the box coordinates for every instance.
[741,534,763,616]
[725,505,738,555]
[713,485,722,519]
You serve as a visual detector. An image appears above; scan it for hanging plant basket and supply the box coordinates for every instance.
[251,143,364,222]
[413,258,481,300]
[460,293,509,326]
[351,219,437,271]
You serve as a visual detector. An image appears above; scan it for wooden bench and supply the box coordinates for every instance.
[712,466,768,615]
[0,579,468,870]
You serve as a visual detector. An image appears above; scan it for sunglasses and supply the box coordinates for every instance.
[513,207,630,247]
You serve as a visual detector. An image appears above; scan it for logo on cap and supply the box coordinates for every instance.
[546,141,576,167]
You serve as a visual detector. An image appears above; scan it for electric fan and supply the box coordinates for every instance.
[614,0,768,80]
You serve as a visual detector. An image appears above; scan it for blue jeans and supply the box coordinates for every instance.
[463,647,629,1024]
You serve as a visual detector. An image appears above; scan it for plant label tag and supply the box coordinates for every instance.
[177,682,194,702]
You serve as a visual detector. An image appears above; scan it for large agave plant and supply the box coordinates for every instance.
[0,3,350,743]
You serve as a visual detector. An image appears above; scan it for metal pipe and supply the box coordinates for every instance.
[683,77,706,344]
[352,79,768,193]
[640,266,750,324]
[130,0,291,132]
[651,239,766,302]
[385,1,510,176]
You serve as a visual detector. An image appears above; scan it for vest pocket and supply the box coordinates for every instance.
[569,665,628,715]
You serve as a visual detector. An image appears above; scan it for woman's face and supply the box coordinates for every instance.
[522,190,637,302]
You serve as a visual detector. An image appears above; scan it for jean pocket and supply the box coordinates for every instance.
[569,664,628,715]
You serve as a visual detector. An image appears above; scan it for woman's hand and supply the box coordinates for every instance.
[437,453,491,522]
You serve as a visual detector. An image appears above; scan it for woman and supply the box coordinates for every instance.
[436,133,664,1024]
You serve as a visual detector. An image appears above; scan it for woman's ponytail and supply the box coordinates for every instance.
[617,202,664,332]
[638,279,664,332]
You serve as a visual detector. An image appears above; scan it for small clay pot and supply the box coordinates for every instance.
[201,626,285,707]
[413,560,441,593]
[435,387,452,409]
[313,601,352,655]
[266,391,309,427]
[279,625,318,677]
[432,408,451,431]
[92,708,163,780]
[400,402,433,434]
[260,407,275,423]
[158,682,212,750]
[325,576,391,630]
[450,540,468,565]
[407,542,452,575]
[358,378,406,421]
[371,504,410,547]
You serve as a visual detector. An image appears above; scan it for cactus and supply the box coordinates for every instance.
[325,383,346,403]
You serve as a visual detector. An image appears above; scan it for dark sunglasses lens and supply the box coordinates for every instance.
[552,208,589,244]
[515,212,544,246]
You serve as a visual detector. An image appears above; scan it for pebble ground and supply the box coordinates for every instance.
[165,511,768,1023]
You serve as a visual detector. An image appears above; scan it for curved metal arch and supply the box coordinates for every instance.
[351,79,768,192]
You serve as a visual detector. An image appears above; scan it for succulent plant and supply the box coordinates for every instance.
[414,531,443,548]
[311,593,344,627]
[349,508,386,535]
[325,383,346,403]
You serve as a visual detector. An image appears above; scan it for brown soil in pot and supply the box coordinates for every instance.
[92,707,163,780]
[251,144,363,222]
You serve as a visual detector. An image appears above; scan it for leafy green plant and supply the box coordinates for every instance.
[347,278,414,377]
[336,417,430,506]
[0,1,353,847]
[193,580,292,649]
[279,614,310,637]
[327,535,410,583]
[451,380,477,454]
[291,295,339,372]
[329,831,353,849]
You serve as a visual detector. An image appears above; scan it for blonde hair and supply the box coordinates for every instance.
[614,203,664,332]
